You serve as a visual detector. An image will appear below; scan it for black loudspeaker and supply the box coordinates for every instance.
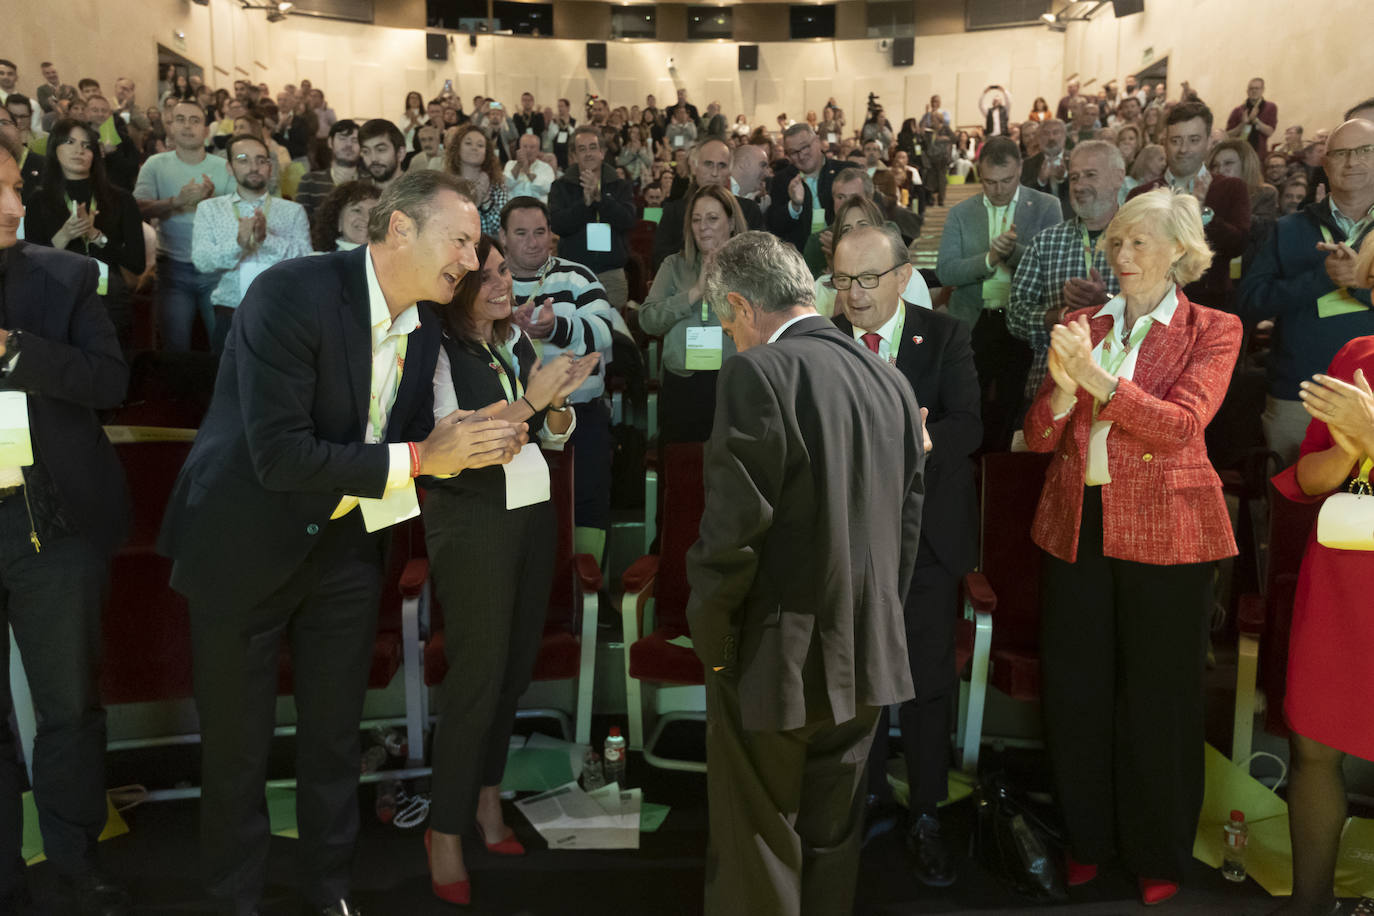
[586,42,607,70]
[1112,0,1144,15]
[739,45,758,72]
[426,33,447,62]
[892,36,914,67]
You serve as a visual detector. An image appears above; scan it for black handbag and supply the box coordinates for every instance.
[974,774,1068,902]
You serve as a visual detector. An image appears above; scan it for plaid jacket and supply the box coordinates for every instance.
[1023,291,1242,565]
[1007,217,1121,401]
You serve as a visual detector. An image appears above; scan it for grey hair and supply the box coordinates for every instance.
[704,230,816,321]
[367,170,475,243]
[782,122,818,143]
[831,166,874,199]
[835,223,908,271]
[1070,139,1126,173]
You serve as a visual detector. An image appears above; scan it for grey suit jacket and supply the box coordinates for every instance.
[685,315,925,732]
[936,188,1063,327]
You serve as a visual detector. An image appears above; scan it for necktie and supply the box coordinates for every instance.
[861,332,882,354]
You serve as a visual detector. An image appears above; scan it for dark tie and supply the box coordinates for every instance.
[861,332,882,354]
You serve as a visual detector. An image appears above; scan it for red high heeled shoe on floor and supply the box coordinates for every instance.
[1065,854,1098,887]
[479,823,526,856]
[424,829,471,906]
[1139,877,1179,905]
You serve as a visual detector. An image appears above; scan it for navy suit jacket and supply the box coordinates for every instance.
[765,159,849,252]
[1129,174,1251,309]
[158,245,440,610]
[0,243,129,554]
[834,304,980,577]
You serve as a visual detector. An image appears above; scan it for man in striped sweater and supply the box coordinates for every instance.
[501,195,623,564]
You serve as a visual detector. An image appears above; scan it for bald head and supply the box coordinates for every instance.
[692,137,732,187]
[1324,118,1374,196]
[732,143,770,197]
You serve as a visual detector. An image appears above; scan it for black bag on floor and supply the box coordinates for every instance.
[974,775,1068,903]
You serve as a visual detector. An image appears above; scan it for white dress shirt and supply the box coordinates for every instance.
[190,191,312,308]
[503,158,556,203]
[848,302,903,363]
[767,312,817,343]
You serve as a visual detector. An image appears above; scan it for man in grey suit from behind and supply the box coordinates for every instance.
[686,231,927,916]
[937,136,1062,451]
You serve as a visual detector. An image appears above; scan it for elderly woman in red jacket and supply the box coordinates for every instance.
[1024,188,1242,906]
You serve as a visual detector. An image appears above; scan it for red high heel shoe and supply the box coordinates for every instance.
[1139,877,1179,905]
[424,829,471,906]
[478,822,526,857]
[1065,854,1098,887]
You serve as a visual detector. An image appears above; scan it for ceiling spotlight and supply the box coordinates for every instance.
[1041,12,1056,22]
[277,1,292,10]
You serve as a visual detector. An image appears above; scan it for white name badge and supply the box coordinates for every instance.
[505,442,551,510]
[359,479,420,532]
[0,391,34,468]
[673,135,685,147]
[557,131,568,143]
[827,132,837,144]
[95,260,109,296]
[586,222,612,252]
[684,326,723,371]
[525,127,534,135]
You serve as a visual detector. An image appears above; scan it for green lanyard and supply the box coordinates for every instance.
[1099,313,1153,377]
[885,305,907,365]
[481,340,525,404]
[1079,223,1096,274]
[366,334,408,442]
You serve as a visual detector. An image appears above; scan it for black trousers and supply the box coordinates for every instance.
[190,511,385,914]
[971,309,1032,453]
[1040,486,1212,881]
[704,671,880,916]
[0,495,109,897]
[658,369,719,446]
[569,399,612,531]
[867,555,959,808]
[423,487,553,833]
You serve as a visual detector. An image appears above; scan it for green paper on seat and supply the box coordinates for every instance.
[642,207,663,224]
[502,747,576,792]
[640,802,670,832]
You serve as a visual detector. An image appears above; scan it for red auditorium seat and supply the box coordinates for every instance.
[619,442,706,772]
[416,447,602,746]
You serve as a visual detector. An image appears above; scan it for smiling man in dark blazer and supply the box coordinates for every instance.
[765,123,848,252]
[158,171,526,916]
[833,225,981,887]
[687,230,925,916]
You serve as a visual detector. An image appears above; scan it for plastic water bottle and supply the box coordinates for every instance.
[580,748,605,790]
[1222,809,1248,882]
[604,726,627,787]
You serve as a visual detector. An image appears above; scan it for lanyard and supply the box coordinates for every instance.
[884,304,907,366]
[517,258,554,309]
[366,333,408,442]
[482,339,525,404]
[1099,312,1153,377]
[1079,223,1096,274]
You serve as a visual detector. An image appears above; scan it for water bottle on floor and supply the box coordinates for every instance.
[581,748,605,791]
[1222,809,1248,882]
[604,726,627,787]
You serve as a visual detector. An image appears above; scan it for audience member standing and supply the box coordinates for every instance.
[294,120,362,220]
[24,119,145,352]
[937,136,1062,451]
[653,137,763,268]
[503,133,554,203]
[1055,79,1082,122]
[548,126,636,309]
[1225,77,1278,156]
[1021,118,1071,214]
[1025,189,1240,908]
[833,225,979,889]
[191,134,311,352]
[0,133,132,916]
[358,118,406,197]
[766,124,846,251]
[687,230,924,916]
[446,124,508,237]
[133,99,233,350]
[543,98,576,170]
[1238,118,1374,466]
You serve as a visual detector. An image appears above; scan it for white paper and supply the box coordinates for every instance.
[515,781,640,850]
[358,480,420,532]
[239,256,270,300]
[0,391,33,467]
[673,135,684,147]
[504,442,551,510]
[557,131,568,143]
[95,259,109,296]
[586,222,612,253]
[827,132,837,144]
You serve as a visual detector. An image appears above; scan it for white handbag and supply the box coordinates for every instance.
[1317,459,1374,551]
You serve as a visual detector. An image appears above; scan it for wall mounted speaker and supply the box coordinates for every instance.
[738,45,758,72]
[426,33,447,62]
[1112,0,1144,15]
[586,42,607,70]
[892,36,914,67]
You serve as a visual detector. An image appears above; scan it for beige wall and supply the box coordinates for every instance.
[1062,0,1363,135]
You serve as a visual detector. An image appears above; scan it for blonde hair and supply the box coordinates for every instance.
[1099,188,1213,286]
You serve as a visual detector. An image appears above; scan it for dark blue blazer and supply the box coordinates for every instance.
[157,245,440,610]
[834,303,980,577]
[0,242,129,554]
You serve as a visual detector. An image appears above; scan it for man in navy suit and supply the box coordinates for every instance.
[833,225,981,887]
[765,124,848,252]
[158,171,526,916]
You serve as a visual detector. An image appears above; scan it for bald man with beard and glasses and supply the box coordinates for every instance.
[1008,141,1126,413]
[1239,118,1374,466]
[652,137,763,267]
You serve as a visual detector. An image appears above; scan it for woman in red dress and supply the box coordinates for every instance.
[1276,329,1374,915]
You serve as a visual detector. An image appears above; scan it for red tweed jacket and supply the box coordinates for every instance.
[1023,291,1242,565]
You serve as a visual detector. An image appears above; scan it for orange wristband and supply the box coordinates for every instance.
[408,441,421,478]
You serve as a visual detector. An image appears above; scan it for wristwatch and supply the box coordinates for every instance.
[4,329,23,363]
[547,401,571,413]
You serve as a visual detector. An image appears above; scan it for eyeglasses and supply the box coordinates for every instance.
[783,140,815,158]
[832,263,905,290]
[1328,144,1374,164]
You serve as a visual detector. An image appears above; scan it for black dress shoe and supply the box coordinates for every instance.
[60,872,132,916]
[905,813,957,888]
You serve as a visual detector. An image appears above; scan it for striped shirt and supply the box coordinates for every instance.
[511,256,618,402]
[1007,217,1121,400]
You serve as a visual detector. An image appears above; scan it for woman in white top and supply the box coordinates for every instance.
[309,180,379,253]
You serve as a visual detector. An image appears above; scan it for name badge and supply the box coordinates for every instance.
[827,132,837,144]
[504,442,551,509]
[673,135,685,147]
[557,131,568,143]
[1317,286,1369,319]
[358,480,420,532]
[811,207,827,232]
[685,326,723,371]
[586,222,612,252]
[525,127,534,135]
[95,259,109,296]
[0,391,34,468]
[642,206,663,224]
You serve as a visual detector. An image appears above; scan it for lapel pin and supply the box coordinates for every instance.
[912,335,924,345]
